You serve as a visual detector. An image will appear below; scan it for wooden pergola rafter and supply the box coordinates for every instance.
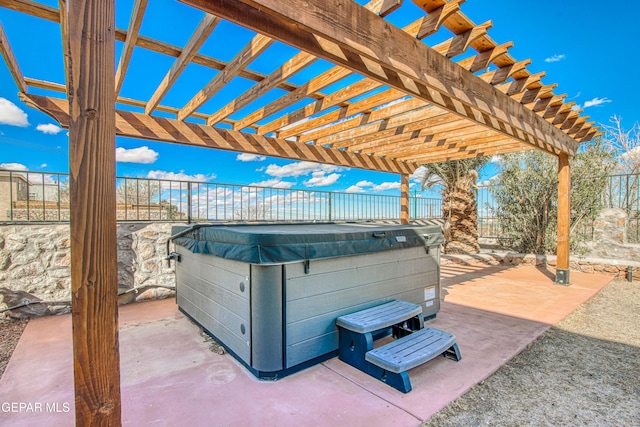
[0,0,601,424]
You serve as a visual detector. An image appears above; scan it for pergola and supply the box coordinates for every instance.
[0,0,599,424]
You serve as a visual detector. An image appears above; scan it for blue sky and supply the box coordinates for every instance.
[0,0,638,196]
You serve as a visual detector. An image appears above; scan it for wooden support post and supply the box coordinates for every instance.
[556,153,571,285]
[67,0,121,424]
[401,174,410,225]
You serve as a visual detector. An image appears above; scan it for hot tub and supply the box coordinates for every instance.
[170,222,443,379]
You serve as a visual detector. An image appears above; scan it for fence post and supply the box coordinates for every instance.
[328,192,332,222]
[187,181,192,224]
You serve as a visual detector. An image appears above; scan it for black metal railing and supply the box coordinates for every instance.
[0,169,442,224]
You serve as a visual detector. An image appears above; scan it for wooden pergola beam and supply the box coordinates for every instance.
[456,41,512,72]
[403,0,465,39]
[114,0,148,95]
[0,21,27,93]
[497,71,545,96]
[327,107,452,149]
[400,174,410,224]
[556,153,571,284]
[0,0,328,106]
[292,91,417,143]
[65,0,121,423]
[182,0,579,156]
[258,78,382,135]
[22,77,240,125]
[232,65,351,131]
[146,13,220,114]
[178,33,273,120]
[206,51,317,126]
[226,0,409,131]
[57,0,68,91]
[410,143,533,164]
[22,94,419,175]
[431,20,492,58]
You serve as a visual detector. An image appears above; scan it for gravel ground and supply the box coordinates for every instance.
[424,279,640,426]
[0,319,27,379]
[1,279,638,426]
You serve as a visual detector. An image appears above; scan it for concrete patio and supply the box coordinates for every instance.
[0,264,612,426]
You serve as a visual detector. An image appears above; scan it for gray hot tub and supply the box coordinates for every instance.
[171,222,443,379]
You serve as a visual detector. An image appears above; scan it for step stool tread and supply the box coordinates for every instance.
[336,300,422,333]
[365,327,456,373]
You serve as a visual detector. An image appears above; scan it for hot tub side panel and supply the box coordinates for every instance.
[283,245,439,368]
[175,247,252,364]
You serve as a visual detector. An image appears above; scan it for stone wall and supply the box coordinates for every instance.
[583,208,640,261]
[442,252,640,279]
[0,222,183,317]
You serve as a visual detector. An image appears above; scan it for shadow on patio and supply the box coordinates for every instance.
[0,265,612,426]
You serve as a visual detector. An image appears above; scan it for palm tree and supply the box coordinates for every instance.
[420,158,490,254]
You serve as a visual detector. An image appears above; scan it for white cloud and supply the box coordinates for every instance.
[345,180,401,193]
[265,161,341,178]
[410,166,428,183]
[371,182,401,191]
[116,146,159,164]
[146,170,215,182]
[237,153,266,162]
[0,162,28,171]
[345,185,365,193]
[36,123,63,135]
[0,98,29,127]
[581,97,612,109]
[0,163,56,184]
[545,54,566,63]
[304,172,341,187]
[250,178,295,189]
[40,163,48,168]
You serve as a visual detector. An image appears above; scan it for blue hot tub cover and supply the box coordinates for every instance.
[171,222,443,265]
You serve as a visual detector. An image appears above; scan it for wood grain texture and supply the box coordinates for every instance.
[23,94,419,175]
[400,174,409,224]
[206,50,316,126]
[57,0,69,92]
[114,0,148,95]
[556,153,571,272]
[257,78,382,135]
[0,21,27,92]
[145,13,219,114]
[66,0,121,424]
[178,32,273,120]
[183,0,579,156]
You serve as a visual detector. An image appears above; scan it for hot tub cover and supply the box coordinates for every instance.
[171,222,443,264]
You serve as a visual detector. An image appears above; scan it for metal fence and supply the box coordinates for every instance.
[476,185,502,239]
[0,170,442,224]
[476,173,640,243]
[6,169,640,243]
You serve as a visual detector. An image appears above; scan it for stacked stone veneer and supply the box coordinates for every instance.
[1,210,638,317]
[0,223,181,316]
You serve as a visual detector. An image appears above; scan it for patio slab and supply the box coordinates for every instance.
[0,265,612,426]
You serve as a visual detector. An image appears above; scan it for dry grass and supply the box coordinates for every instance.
[423,279,640,426]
